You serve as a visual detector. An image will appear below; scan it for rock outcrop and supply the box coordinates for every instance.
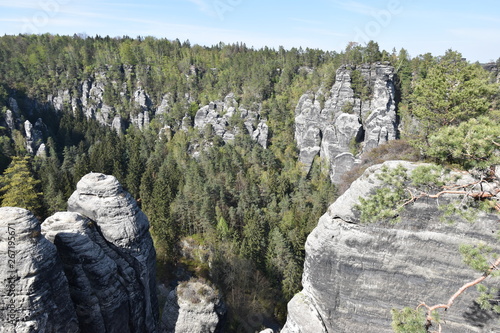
[0,207,79,333]
[282,161,500,332]
[0,173,159,333]
[24,118,46,155]
[161,279,226,333]
[66,173,159,332]
[194,93,269,148]
[295,63,398,183]
[43,74,268,147]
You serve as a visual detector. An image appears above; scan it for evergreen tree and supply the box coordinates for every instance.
[409,50,498,141]
[1,156,43,215]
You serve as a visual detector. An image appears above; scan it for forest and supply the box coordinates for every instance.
[0,34,499,331]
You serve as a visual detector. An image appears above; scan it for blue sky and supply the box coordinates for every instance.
[0,0,499,62]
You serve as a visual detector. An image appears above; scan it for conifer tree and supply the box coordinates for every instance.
[0,156,43,215]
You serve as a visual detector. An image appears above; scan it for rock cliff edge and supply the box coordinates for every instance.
[282,161,500,332]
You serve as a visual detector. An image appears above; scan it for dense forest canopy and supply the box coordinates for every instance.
[0,34,498,331]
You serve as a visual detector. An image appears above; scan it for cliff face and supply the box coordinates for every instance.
[282,161,500,332]
[4,75,269,158]
[0,173,158,333]
[0,207,79,333]
[295,63,398,183]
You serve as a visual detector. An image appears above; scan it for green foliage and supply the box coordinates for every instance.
[350,69,372,101]
[0,156,43,215]
[409,50,498,140]
[410,165,445,189]
[426,116,500,170]
[476,284,500,313]
[356,164,409,223]
[460,244,500,316]
[4,34,499,330]
[341,101,355,114]
[460,243,497,273]
[391,307,427,333]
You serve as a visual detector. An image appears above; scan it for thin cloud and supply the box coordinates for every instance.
[449,28,500,41]
[288,17,324,26]
[0,1,41,10]
[330,0,377,16]
[295,27,347,38]
[185,0,217,17]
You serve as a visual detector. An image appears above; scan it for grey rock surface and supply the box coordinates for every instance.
[24,118,45,155]
[194,94,268,148]
[8,97,20,116]
[42,212,132,333]
[0,207,79,333]
[282,161,500,333]
[295,63,398,182]
[0,174,159,333]
[67,173,159,332]
[4,109,15,131]
[161,280,225,333]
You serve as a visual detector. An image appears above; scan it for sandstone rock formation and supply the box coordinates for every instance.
[295,63,398,183]
[24,118,46,155]
[0,207,79,333]
[194,93,269,148]
[43,72,268,147]
[282,161,500,332]
[0,173,159,333]
[161,279,226,333]
[67,173,159,332]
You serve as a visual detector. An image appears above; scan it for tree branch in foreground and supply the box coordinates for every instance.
[417,256,500,333]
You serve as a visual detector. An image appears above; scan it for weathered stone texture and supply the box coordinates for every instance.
[161,280,226,333]
[295,63,398,183]
[0,173,159,333]
[282,161,500,332]
[0,207,79,333]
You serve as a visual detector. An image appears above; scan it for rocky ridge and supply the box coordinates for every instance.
[0,173,159,332]
[295,63,398,183]
[281,161,500,332]
[3,74,269,159]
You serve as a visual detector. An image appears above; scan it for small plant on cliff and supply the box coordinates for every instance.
[356,164,409,223]
[350,69,372,101]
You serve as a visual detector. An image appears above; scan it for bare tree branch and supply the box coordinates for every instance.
[418,256,500,332]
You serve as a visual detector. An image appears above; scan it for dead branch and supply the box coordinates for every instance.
[418,256,500,332]
[399,187,500,210]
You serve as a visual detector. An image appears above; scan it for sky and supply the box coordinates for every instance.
[0,0,499,63]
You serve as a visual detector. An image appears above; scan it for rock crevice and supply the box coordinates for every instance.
[295,63,398,183]
[0,173,159,333]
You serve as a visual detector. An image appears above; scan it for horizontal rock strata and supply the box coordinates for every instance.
[282,161,500,332]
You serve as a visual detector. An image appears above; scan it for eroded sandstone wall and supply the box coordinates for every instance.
[282,161,500,332]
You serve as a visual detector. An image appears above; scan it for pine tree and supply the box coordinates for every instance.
[409,50,498,141]
[1,156,43,215]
